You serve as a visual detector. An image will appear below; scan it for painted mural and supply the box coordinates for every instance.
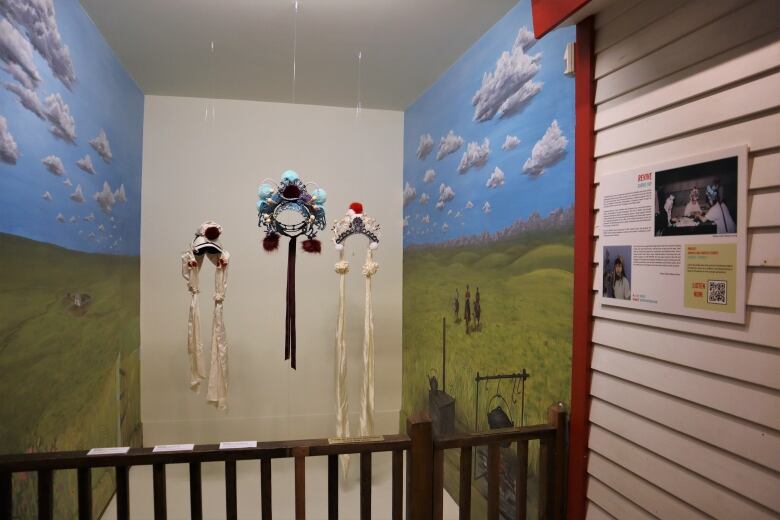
[401,2,574,517]
[0,0,143,516]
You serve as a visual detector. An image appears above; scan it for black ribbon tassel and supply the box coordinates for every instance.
[285,236,297,369]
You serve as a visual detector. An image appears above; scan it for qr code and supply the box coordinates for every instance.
[707,280,727,305]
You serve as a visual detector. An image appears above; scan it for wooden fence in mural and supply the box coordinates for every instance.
[0,404,566,520]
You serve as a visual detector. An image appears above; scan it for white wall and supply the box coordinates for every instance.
[140,95,404,447]
[586,1,780,518]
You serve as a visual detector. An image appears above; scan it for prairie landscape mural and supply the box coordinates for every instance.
[402,2,574,517]
[0,0,143,516]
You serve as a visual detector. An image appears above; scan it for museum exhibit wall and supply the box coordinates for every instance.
[584,0,780,518]
[401,2,574,516]
[0,0,144,516]
[140,95,403,446]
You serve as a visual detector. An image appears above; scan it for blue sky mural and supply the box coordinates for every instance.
[0,0,143,255]
[403,1,575,245]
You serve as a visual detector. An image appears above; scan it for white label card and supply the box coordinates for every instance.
[152,444,195,453]
[87,447,130,456]
[219,441,257,450]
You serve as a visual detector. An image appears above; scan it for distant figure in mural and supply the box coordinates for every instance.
[612,256,631,300]
[453,289,460,322]
[474,287,481,331]
[602,250,614,298]
[464,285,472,334]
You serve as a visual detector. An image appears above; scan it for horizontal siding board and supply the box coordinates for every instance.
[594,0,647,30]
[750,151,780,189]
[587,477,656,520]
[594,112,780,180]
[592,319,780,389]
[594,0,686,54]
[590,399,780,511]
[589,425,778,520]
[595,32,780,130]
[595,72,780,157]
[591,344,780,428]
[586,500,617,520]
[747,268,780,308]
[592,306,780,349]
[591,372,780,472]
[588,452,709,519]
[595,0,750,79]
[594,0,780,104]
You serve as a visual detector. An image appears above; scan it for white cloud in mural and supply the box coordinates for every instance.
[94,181,116,214]
[42,191,52,201]
[403,182,417,207]
[88,232,95,239]
[69,216,76,223]
[472,26,541,122]
[69,184,85,203]
[523,120,568,177]
[42,155,65,176]
[436,182,455,211]
[76,154,97,175]
[499,80,542,119]
[403,216,409,228]
[0,116,19,164]
[63,177,72,187]
[442,223,449,233]
[114,184,127,203]
[423,169,436,183]
[0,18,41,89]
[447,209,452,215]
[514,27,537,53]
[421,214,430,224]
[419,192,430,205]
[486,167,505,189]
[98,224,105,232]
[502,135,521,151]
[89,129,112,163]
[458,138,490,174]
[416,133,433,160]
[83,212,95,222]
[465,200,474,209]
[56,212,65,223]
[436,130,464,160]
[454,211,462,219]
[482,201,492,214]
[2,0,77,89]
[4,82,45,119]
[44,93,76,143]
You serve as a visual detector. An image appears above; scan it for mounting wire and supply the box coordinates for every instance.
[292,1,299,103]
[356,50,363,118]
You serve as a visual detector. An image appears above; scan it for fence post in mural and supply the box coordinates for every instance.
[406,414,433,520]
[550,403,567,520]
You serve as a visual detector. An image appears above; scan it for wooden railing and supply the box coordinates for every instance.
[0,405,566,520]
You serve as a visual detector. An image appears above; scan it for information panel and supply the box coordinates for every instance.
[598,146,747,324]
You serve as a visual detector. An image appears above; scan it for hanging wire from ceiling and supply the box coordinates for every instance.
[356,50,363,118]
[292,0,299,104]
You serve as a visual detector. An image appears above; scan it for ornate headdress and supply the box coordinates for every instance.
[331,203,381,476]
[181,221,230,410]
[257,170,327,369]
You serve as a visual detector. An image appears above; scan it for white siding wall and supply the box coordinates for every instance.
[586,1,780,518]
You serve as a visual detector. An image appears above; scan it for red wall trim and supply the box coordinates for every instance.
[531,0,593,38]
[569,16,595,520]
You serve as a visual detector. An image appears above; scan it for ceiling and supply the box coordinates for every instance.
[79,0,518,111]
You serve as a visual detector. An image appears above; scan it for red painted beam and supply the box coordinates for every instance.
[531,0,593,39]
[568,16,595,520]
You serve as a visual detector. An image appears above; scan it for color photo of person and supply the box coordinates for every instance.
[603,245,632,300]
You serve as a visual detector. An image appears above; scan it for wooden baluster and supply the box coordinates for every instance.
[189,462,203,520]
[37,469,53,520]
[487,444,500,520]
[432,450,444,520]
[77,467,92,520]
[153,463,167,520]
[293,447,308,520]
[327,455,338,520]
[360,452,372,520]
[538,436,551,520]
[391,450,403,520]
[260,458,272,520]
[406,414,433,520]
[515,440,528,520]
[116,466,130,520]
[550,404,567,520]
[0,471,11,520]
[225,460,237,520]
[458,446,472,520]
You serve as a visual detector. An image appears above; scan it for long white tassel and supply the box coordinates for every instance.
[183,251,205,391]
[360,248,379,437]
[207,259,229,410]
[334,249,351,477]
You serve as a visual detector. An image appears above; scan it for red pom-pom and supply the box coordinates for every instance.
[349,202,363,214]
[301,239,321,254]
[262,233,280,252]
[204,226,221,240]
